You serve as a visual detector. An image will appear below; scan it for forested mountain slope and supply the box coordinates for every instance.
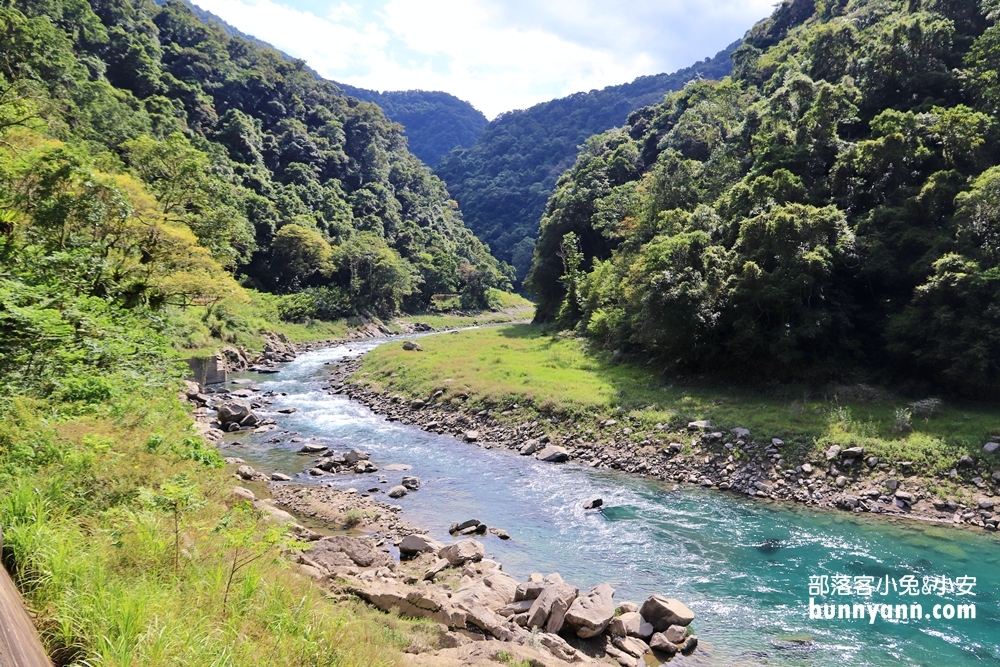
[530,0,1000,394]
[173,1,489,167]
[0,0,509,322]
[436,42,738,278]
[337,86,488,168]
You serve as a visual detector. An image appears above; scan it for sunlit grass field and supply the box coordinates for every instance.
[359,324,1000,481]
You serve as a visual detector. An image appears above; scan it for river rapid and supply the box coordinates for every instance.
[228,338,1000,667]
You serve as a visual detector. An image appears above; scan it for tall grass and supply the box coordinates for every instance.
[0,384,428,666]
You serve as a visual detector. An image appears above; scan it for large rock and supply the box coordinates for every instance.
[348,580,464,627]
[398,534,444,559]
[305,535,394,571]
[217,400,254,427]
[401,476,421,490]
[649,632,678,655]
[451,571,520,639]
[525,583,578,632]
[612,635,651,658]
[439,539,485,566]
[536,445,569,463]
[514,580,547,602]
[343,448,369,464]
[609,611,653,639]
[387,485,408,499]
[640,595,695,630]
[564,583,615,638]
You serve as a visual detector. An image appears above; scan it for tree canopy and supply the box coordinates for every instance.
[530,0,1000,395]
[0,0,510,319]
[436,42,738,280]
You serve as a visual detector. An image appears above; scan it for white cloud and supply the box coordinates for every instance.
[191,0,775,118]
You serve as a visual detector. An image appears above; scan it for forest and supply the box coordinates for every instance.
[436,42,738,280]
[530,0,1000,395]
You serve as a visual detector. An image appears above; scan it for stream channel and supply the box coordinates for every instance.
[227,336,1000,667]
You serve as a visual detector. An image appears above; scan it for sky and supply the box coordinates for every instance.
[191,0,777,119]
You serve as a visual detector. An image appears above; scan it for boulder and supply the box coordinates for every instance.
[826,445,842,461]
[663,624,687,644]
[687,420,712,431]
[612,635,651,658]
[525,583,578,633]
[439,539,485,566]
[464,430,480,443]
[498,599,534,617]
[978,498,995,510]
[270,472,292,481]
[348,580,463,628]
[536,445,569,463]
[401,341,423,351]
[401,476,421,490]
[450,519,482,534]
[583,497,603,510]
[231,486,255,502]
[842,446,865,457]
[423,558,450,581]
[519,439,540,455]
[299,443,327,453]
[616,601,639,614]
[609,611,653,639]
[305,535,394,571]
[563,583,615,638]
[649,633,678,656]
[387,485,407,499]
[514,580,546,602]
[398,534,444,558]
[217,400,254,427]
[344,449,369,464]
[639,595,695,630]
[985,442,1000,454]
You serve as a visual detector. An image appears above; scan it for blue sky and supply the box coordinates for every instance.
[192,0,776,118]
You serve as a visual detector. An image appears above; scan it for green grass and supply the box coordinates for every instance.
[0,382,435,666]
[357,325,1000,479]
[166,291,355,359]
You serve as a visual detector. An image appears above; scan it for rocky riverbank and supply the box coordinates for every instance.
[329,348,1000,533]
[220,468,701,667]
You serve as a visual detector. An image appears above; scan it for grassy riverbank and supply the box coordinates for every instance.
[358,325,1000,483]
[0,375,438,665]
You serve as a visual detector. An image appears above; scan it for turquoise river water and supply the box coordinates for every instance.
[229,338,1000,667]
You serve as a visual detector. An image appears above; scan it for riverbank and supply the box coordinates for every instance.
[220,470,702,667]
[343,325,1000,532]
[192,346,705,666]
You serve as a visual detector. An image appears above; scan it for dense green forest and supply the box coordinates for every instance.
[435,42,738,279]
[178,0,489,168]
[337,86,488,168]
[530,0,1000,394]
[0,0,510,328]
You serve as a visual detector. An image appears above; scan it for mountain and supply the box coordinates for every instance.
[0,0,510,319]
[529,0,999,393]
[337,86,488,168]
[173,0,488,168]
[435,42,739,279]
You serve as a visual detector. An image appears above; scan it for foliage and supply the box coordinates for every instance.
[436,41,738,279]
[530,0,1000,394]
[338,86,488,167]
[0,0,511,317]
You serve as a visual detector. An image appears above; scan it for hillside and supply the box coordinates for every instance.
[337,86,488,167]
[10,0,509,317]
[175,1,488,168]
[435,42,738,278]
[529,0,1000,394]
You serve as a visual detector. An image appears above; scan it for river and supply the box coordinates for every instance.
[228,338,1000,667]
